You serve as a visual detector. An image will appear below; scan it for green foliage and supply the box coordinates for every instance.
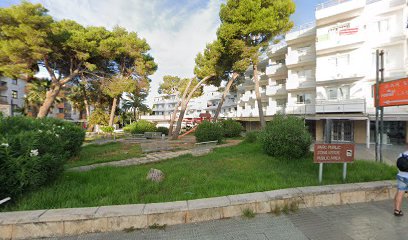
[195,121,224,143]
[244,131,260,143]
[259,115,312,159]
[242,208,255,218]
[123,120,157,134]
[0,116,85,200]
[221,119,242,137]
[100,126,114,133]
[157,126,169,136]
[88,109,110,126]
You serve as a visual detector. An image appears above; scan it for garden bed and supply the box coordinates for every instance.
[2,142,396,211]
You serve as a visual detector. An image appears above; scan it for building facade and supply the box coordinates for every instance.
[0,77,26,117]
[236,0,408,145]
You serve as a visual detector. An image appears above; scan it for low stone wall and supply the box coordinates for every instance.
[0,180,396,239]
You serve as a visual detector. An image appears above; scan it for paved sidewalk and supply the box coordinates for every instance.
[69,140,242,172]
[41,199,408,240]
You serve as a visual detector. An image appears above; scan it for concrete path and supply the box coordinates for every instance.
[69,140,242,172]
[39,199,408,240]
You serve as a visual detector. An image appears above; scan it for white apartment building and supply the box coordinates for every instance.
[0,77,26,117]
[236,0,408,145]
[204,91,237,119]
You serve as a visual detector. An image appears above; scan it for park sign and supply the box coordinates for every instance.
[375,77,408,107]
[314,144,355,163]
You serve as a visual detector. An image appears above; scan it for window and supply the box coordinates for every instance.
[58,108,64,114]
[376,19,389,33]
[327,86,350,100]
[276,99,287,107]
[276,59,285,64]
[12,79,17,85]
[297,94,312,104]
[11,90,18,99]
[328,54,350,68]
[276,79,286,85]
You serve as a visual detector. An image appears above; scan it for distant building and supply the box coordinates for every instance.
[0,77,26,117]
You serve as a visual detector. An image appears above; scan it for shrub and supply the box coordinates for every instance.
[157,126,169,135]
[0,116,85,200]
[88,108,110,126]
[123,120,157,134]
[194,121,224,143]
[259,115,312,159]
[100,126,114,133]
[221,119,242,138]
[244,131,259,143]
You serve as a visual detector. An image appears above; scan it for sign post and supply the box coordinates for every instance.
[314,144,355,183]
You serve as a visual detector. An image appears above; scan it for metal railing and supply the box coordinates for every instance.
[315,98,366,113]
[288,21,316,33]
[316,0,354,10]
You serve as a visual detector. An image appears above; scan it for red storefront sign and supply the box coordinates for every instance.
[375,78,408,107]
[314,144,355,163]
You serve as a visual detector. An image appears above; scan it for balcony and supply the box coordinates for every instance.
[316,68,365,83]
[266,84,287,96]
[285,104,316,115]
[0,95,7,104]
[286,77,316,90]
[316,0,365,24]
[286,50,315,67]
[141,115,171,122]
[316,32,364,54]
[285,22,316,43]
[265,63,287,77]
[267,42,287,58]
[315,98,366,113]
[0,81,7,91]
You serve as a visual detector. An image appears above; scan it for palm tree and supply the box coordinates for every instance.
[121,93,149,121]
[25,78,62,117]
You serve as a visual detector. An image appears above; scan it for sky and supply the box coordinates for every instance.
[1,0,322,106]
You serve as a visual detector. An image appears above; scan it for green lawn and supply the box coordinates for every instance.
[4,142,396,211]
[65,142,143,168]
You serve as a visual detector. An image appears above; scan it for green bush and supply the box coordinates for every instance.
[195,121,224,143]
[259,115,312,159]
[123,120,157,134]
[221,119,242,138]
[244,131,259,143]
[157,126,169,135]
[0,116,85,200]
[100,126,114,133]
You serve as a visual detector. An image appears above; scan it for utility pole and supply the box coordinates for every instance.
[375,49,384,163]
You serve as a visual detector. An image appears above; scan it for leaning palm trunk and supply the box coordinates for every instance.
[213,72,239,122]
[253,64,266,128]
[172,75,213,140]
[169,78,193,139]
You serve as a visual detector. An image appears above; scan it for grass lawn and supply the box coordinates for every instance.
[4,142,396,211]
[65,142,144,168]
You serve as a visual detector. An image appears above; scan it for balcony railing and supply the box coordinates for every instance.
[266,63,286,76]
[316,0,354,10]
[0,95,7,104]
[315,98,366,113]
[266,84,286,96]
[285,104,316,115]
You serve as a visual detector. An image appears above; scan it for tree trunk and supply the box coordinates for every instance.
[80,84,90,120]
[253,64,266,128]
[37,84,62,118]
[109,97,118,127]
[172,75,213,140]
[169,78,193,139]
[213,72,239,122]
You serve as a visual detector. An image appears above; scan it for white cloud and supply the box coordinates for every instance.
[32,0,222,106]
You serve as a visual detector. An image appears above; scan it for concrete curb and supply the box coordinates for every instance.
[0,180,396,239]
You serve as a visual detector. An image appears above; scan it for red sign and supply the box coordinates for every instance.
[375,78,408,107]
[339,27,358,35]
[314,144,355,163]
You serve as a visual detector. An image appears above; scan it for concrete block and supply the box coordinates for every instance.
[13,222,63,239]
[297,185,333,195]
[365,188,390,202]
[186,208,223,223]
[223,203,256,218]
[144,201,187,214]
[324,183,362,193]
[39,207,98,222]
[340,191,366,204]
[107,215,147,231]
[227,192,268,204]
[297,195,314,208]
[0,224,12,240]
[147,211,187,226]
[255,201,272,213]
[314,193,341,207]
[264,188,302,200]
[356,181,391,190]
[188,197,230,210]
[63,218,108,235]
[0,210,46,224]
[96,204,145,217]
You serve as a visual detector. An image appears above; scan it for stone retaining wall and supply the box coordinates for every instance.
[0,180,396,239]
